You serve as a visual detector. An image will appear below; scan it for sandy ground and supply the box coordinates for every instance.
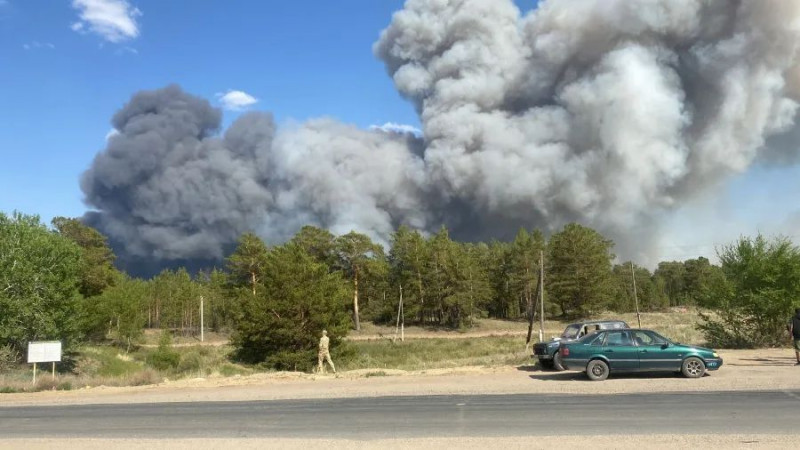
[3,349,800,448]
[2,348,800,407]
[1,435,798,450]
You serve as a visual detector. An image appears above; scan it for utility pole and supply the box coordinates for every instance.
[394,285,405,343]
[526,274,541,349]
[630,262,641,328]
[539,250,545,342]
[200,295,205,342]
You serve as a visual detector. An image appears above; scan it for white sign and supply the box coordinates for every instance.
[27,341,62,363]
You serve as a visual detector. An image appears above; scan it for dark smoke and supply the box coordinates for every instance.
[82,0,800,274]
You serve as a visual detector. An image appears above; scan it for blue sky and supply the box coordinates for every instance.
[0,0,419,222]
[0,0,798,263]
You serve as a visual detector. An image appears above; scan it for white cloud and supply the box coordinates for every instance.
[23,41,56,50]
[71,0,141,43]
[370,122,422,136]
[216,90,259,111]
[105,129,119,141]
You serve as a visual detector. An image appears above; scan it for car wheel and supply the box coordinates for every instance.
[553,352,565,371]
[681,357,706,378]
[586,359,609,381]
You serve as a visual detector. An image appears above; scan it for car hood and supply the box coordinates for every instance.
[671,343,716,354]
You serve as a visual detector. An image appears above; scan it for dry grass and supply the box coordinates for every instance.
[351,310,707,345]
[0,311,711,393]
[342,337,530,371]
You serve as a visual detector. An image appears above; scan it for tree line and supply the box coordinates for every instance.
[2,210,799,370]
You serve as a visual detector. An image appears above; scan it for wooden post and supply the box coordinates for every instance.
[394,285,402,343]
[394,285,405,342]
[400,288,404,342]
[526,274,542,349]
[539,250,545,342]
[200,296,205,342]
[52,362,56,380]
[32,363,36,385]
[631,262,641,328]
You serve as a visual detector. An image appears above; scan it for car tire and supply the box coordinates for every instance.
[586,359,609,381]
[681,357,706,378]
[553,352,565,371]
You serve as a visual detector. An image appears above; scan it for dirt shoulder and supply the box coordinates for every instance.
[2,348,800,407]
[2,435,798,450]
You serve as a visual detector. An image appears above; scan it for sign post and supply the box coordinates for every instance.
[27,341,62,385]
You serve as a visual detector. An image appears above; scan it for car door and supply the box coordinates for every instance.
[601,330,639,371]
[632,330,681,371]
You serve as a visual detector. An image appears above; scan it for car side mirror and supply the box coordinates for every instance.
[661,343,670,349]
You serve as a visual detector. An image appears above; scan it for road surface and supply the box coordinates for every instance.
[2,391,799,438]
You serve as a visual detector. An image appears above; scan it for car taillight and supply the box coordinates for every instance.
[560,347,569,356]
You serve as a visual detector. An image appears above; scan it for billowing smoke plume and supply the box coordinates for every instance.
[83,0,800,273]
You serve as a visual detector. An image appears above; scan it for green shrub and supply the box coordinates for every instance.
[0,345,20,372]
[146,332,180,371]
[177,352,202,374]
[698,235,800,348]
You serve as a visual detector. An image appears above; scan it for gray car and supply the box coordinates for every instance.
[533,320,629,370]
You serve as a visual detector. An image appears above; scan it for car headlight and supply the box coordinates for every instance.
[712,352,719,358]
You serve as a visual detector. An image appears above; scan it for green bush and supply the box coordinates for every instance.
[0,345,20,372]
[177,352,202,374]
[146,332,180,371]
[698,235,800,348]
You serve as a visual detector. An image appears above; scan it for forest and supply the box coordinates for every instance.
[2,211,799,371]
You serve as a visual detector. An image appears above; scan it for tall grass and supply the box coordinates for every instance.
[340,337,530,371]
[0,311,709,392]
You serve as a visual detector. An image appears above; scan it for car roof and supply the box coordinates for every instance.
[593,328,657,332]
[569,320,628,326]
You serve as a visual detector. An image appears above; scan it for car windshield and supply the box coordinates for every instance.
[649,331,673,345]
[561,324,582,339]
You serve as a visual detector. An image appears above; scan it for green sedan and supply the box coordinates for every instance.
[559,328,723,381]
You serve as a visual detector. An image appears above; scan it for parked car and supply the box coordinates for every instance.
[559,328,723,381]
[533,320,629,370]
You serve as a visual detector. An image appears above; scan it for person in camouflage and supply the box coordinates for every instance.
[317,329,336,374]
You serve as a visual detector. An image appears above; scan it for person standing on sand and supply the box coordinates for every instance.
[318,329,336,374]
[789,309,800,365]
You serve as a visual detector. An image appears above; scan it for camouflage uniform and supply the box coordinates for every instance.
[318,330,336,374]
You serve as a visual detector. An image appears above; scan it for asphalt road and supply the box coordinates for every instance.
[2,391,799,438]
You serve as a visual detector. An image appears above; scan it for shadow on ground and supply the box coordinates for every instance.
[728,357,798,367]
[527,371,695,382]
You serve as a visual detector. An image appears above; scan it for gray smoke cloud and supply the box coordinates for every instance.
[82,0,800,273]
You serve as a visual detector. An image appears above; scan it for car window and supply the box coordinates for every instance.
[580,324,601,337]
[562,324,581,339]
[587,332,606,346]
[632,330,668,346]
[605,331,632,346]
[647,331,670,345]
